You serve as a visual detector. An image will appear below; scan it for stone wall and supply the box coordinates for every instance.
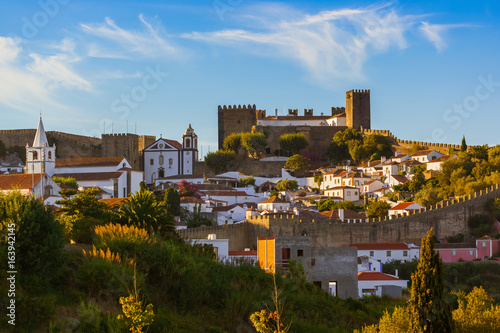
[178,184,500,250]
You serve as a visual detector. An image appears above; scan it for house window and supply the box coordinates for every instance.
[169,158,173,166]
[311,258,315,266]
[369,251,374,256]
[328,281,337,296]
[403,250,408,256]
[150,158,154,165]
[347,191,351,196]
[159,155,164,165]
[452,250,457,256]
[482,241,486,247]
[297,249,304,257]
[354,191,357,195]
[469,250,474,256]
[386,251,391,257]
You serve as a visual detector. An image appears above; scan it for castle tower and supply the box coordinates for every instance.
[26,117,56,176]
[346,89,371,130]
[182,124,198,175]
[218,104,258,149]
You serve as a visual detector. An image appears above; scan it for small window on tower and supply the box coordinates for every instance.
[150,159,154,165]
[33,151,38,160]
[48,151,52,159]
[186,138,191,147]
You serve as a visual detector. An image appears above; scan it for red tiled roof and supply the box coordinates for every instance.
[55,157,125,168]
[389,202,418,211]
[320,209,366,220]
[164,139,182,150]
[258,196,288,204]
[358,272,401,281]
[434,243,476,249]
[0,173,42,190]
[391,175,409,183]
[229,250,257,256]
[53,172,123,181]
[411,150,436,157]
[206,190,251,197]
[211,203,246,212]
[349,242,412,250]
[328,112,346,118]
[399,159,422,166]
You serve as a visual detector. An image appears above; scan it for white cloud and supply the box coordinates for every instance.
[183,3,470,84]
[419,22,476,52]
[81,14,179,58]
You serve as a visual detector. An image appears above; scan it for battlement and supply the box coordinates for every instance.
[331,107,346,115]
[218,104,256,111]
[0,129,36,134]
[352,89,370,94]
[256,109,266,119]
[287,109,298,116]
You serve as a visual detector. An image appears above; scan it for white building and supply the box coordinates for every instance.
[358,272,408,298]
[190,234,229,262]
[411,150,444,163]
[25,117,56,176]
[257,196,291,211]
[143,124,198,185]
[348,242,420,264]
[388,202,424,217]
[426,155,456,171]
[0,173,61,203]
[324,186,360,201]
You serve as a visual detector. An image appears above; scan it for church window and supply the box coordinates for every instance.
[159,155,164,165]
[150,158,154,165]
[186,138,191,147]
[33,151,38,160]
[48,151,52,159]
[159,168,165,178]
[169,158,173,166]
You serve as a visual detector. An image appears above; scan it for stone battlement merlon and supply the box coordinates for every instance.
[218,104,257,111]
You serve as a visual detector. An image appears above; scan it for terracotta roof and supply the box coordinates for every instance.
[211,203,246,212]
[399,159,422,166]
[320,209,366,220]
[99,197,127,207]
[273,115,331,121]
[258,196,288,204]
[358,272,402,281]
[349,242,413,250]
[296,209,329,220]
[206,190,252,197]
[427,155,454,163]
[164,139,182,150]
[325,185,358,190]
[56,157,125,168]
[364,180,378,185]
[328,112,346,119]
[389,202,419,211]
[411,150,437,157]
[434,243,476,249]
[384,161,399,166]
[391,175,408,183]
[323,169,346,176]
[0,173,42,190]
[53,172,123,181]
[229,250,257,256]
[180,197,205,204]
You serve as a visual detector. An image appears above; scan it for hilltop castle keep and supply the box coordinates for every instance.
[217,89,371,153]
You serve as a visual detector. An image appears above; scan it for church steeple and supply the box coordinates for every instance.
[33,117,49,147]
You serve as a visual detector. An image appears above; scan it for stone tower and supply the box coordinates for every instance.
[346,89,371,130]
[26,117,56,176]
[182,124,198,175]
[217,104,258,149]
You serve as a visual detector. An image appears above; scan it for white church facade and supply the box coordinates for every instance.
[143,124,199,185]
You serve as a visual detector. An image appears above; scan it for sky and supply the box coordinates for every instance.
[1,0,499,155]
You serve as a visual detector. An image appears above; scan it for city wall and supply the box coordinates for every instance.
[179,184,500,251]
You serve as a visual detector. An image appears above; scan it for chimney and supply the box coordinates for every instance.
[395,269,399,278]
[339,208,344,222]
[368,161,371,167]
[275,108,278,118]
[395,151,402,157]
[381,156,386,163]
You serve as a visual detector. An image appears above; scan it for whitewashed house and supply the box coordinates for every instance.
[411,150,444,163]
[190,234,229,262]
[324,186,360,201]
[349,242,420,264]
[426,155,456,171]
[143,124,198,185]
[257,196,291,212]
[204,190,264,205]
[0,173,61,203]
[388,202,424,217]
[358,272,408,298]
[363,180,385,198]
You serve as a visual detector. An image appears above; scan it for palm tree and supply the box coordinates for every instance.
[118,190,174,235]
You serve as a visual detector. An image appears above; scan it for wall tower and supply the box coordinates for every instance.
[346,89,371,130]
[218,104,258,149]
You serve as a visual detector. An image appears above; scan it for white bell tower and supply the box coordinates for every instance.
[181,124,198,175]
[26,117,56,176]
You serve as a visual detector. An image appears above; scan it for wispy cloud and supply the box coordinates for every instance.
[81,14,180,58]
[0,37,91,115]
[183,3,472,84]
[419,22,477,52]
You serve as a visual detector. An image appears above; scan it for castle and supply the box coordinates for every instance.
[217,89,371,153]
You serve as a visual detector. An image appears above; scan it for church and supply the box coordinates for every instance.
[143,124,198,185]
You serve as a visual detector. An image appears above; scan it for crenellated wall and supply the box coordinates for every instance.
[178,184,500,251]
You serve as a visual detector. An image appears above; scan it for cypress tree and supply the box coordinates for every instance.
[461,135,467,152]
[408,228,453,332]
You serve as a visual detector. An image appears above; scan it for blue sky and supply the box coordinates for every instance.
[1,1,499,155]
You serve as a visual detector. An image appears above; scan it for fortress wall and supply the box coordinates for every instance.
[178,185,500,250]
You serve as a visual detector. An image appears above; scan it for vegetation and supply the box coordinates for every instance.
[317,198,357,212]
[285,154,311,175]
[279,133,308,155]
[276,178,298,191]
[242,132,267,158]
[327,129,393,163]
[366,200,391,218]
[164,187,181,216]
[223,133,243,153]
[204,150,237,174]
[178,179,201,198]
[238,175,256,187]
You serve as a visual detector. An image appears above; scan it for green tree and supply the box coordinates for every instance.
[317,198,335,211]
[164,187,181,216]
[468,144,488,162]
[461,135,467,152]
[57,188,110,219]
[0,191,65,286]
[222,133,243,153]
[52,176,78,190]
[279,133,308,155]
[178,180,201,198]
[361,134,393,160]
[408,228,453,332]
[276,178,298,191]
[313,174,323,188]
[118,190,174,235]
[408,173,425,192]
[452,286,500,333]
[488,145,500,169]
[238,176,256,187]
[285,154,311,175]
[204,150,237,174]
[328,128,362,162]
[414,184,442,207]
[242,132,267,158]
[367,200,391,218]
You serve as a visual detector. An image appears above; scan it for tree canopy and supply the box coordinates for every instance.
[204,150,236,174]
[276,178,298,191]
[279,133,308,155]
